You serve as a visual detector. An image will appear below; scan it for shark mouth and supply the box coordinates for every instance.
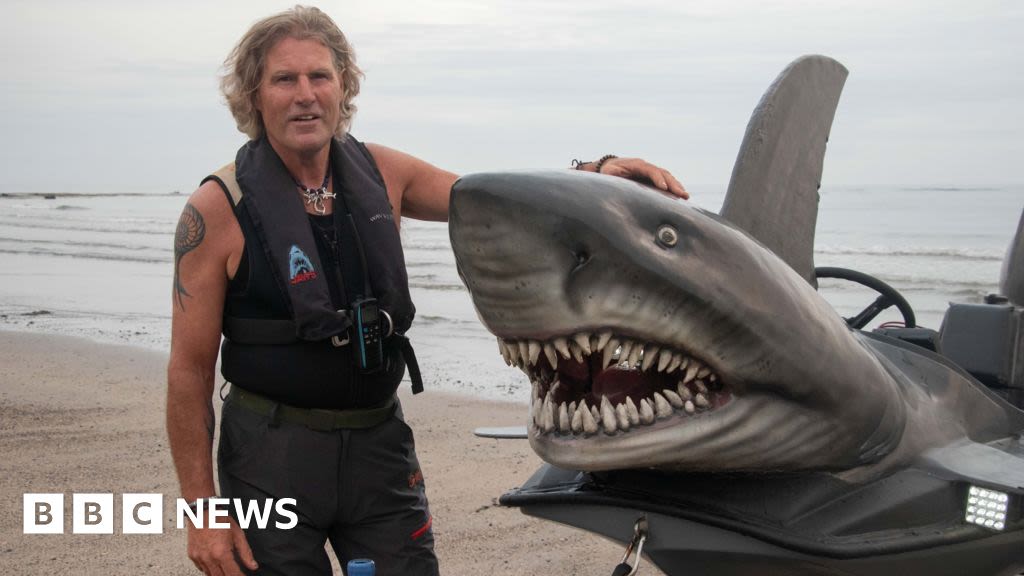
[497,331,733,436]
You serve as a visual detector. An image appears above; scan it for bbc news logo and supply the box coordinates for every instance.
[23,493,298,534]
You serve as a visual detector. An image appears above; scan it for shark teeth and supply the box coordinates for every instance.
[641,344,659,372]
[496,332,720,383]
[581,403,598,435]
[543,343,558,368]
[502,331,731,437]
[573,332,592,356]
[553,337,571,359]
[526,379,725,437]
[600,396,617,435]
[652,391,673,419]
[639,398,655,424]
[558,402,570,432]
[602,337,620,370]
[527,381,723,436]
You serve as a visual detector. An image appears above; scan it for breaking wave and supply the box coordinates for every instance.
[815,244,1004,262]
[0,247,169,265]
[0,218,174,236]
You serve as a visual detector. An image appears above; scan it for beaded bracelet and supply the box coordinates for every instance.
[571,156,618,172]
[594,154,618,173]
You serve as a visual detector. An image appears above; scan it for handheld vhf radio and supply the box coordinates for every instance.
[352,297,383,372]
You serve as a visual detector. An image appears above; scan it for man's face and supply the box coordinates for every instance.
[256,36,343,159]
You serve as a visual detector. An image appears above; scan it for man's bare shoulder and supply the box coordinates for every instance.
[188,179,236,224]
[174,179,243,273]
[363,142,394,159]
[170,178,245,315]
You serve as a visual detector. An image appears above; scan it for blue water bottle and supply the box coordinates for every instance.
[347,559,375,576]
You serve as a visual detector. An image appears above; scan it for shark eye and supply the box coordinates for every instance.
[656,225,678,248]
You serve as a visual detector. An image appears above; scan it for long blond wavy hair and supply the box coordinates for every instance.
[221,6,363,140]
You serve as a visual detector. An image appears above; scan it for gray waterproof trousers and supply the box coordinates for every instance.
[217,394,438,576]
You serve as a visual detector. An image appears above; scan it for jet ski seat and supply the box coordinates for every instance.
[938,297,1024,409]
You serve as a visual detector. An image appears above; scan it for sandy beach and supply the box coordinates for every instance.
[0,330,663,575]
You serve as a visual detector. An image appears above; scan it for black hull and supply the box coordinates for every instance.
[501,465,1024,576]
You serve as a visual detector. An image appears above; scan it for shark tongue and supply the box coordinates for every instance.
[592,368,651,405]
[551,354,678,406]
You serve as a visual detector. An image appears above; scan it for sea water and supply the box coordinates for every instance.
[0,185,1020,401]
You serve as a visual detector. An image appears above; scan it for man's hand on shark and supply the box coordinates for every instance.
[581,157,689,199]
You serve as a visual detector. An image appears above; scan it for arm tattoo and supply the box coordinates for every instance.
[173,203,206,311]
[205,401,216,444]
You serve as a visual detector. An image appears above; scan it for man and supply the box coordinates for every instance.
[167,6,687,576]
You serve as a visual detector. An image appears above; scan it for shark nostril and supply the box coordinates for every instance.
[572,249,591,270]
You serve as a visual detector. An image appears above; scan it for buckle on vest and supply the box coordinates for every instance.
[332,308,351,347]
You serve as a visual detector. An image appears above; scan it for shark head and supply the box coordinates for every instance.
[450,171,906,473]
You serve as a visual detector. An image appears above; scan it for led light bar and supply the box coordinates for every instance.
[965,486,1008,531]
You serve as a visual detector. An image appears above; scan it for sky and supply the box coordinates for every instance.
[1,0,1021,194]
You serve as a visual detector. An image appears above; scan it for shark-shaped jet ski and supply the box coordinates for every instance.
[448,56,1024,575]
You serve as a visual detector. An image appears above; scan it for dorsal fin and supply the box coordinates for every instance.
[1000,206,1024,304]
[720,55,848,286]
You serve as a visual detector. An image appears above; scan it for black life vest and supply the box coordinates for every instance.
[204,135,422,408]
